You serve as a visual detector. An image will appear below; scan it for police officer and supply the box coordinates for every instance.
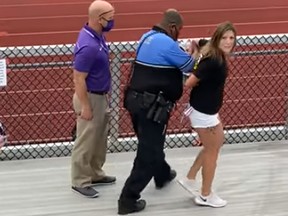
[117,9,198,215]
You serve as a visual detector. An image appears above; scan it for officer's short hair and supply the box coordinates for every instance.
[162,9,183,27]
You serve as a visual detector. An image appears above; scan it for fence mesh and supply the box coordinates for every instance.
[0,34,287,160]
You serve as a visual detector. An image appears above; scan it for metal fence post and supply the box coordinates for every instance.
[108,43,121,152]
[286,81,288,140]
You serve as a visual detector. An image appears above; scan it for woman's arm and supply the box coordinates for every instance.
[185,73,199,88]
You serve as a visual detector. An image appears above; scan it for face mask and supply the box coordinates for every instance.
[102,19,114,32]
[174,29,179,41]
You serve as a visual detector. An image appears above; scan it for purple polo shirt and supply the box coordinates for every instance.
[73,24,111,92]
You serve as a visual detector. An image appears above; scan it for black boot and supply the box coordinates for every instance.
[118,199,146,215]
[155,169,177,189]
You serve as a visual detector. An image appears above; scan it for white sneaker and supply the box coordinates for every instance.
[194,192,227,208]
[177,178,199,196]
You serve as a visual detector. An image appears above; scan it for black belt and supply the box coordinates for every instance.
[87,90,107,95]
[129,90,157,101]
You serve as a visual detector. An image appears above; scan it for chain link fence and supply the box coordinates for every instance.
[0,34,287,160]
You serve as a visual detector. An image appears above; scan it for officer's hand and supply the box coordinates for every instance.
[188,40,199,59]
[182,39,192,53]
[192,49,200,60]
[81,106,93,120]
[190,40,199,53]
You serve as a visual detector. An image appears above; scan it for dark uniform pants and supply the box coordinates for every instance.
[119,90,171,201]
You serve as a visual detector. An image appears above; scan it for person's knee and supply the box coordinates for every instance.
[202,140,221,158]
[201,148,219,168]
[81,121,98,134]
[136,151,155,167]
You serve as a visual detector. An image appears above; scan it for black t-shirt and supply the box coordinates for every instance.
[189,56,228,114]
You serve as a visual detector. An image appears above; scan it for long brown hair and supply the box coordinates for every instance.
[208,21,237,63]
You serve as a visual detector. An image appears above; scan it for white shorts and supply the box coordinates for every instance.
[184,106,220,128]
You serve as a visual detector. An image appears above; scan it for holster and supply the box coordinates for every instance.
[146,91,174,124]
[124,89,174,124]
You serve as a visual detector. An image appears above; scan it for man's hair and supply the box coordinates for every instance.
[161,9,183,27]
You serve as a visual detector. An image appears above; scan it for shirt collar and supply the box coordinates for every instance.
[83,23,102,40]
[152,25,169,36]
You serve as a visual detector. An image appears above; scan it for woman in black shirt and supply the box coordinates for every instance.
[178,21,237,208]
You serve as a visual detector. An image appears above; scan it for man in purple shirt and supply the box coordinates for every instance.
[71,0,116,198]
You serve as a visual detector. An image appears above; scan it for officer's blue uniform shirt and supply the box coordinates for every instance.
[136,29,195,73]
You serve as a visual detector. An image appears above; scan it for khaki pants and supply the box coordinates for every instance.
[71,93,110,187]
